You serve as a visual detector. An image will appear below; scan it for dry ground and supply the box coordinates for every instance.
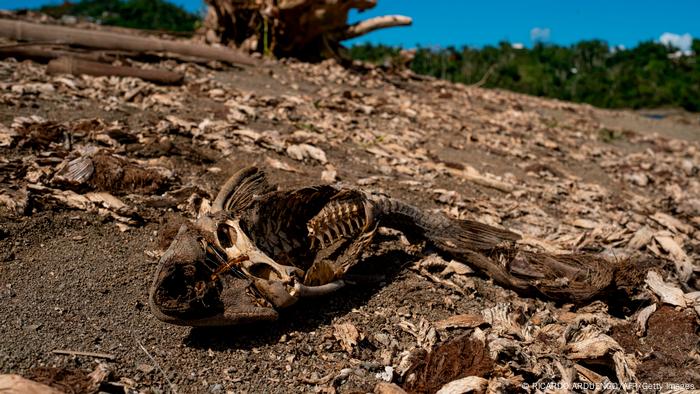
[1,51,699,393]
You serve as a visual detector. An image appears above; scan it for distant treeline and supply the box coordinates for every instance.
[31,1,700,111]
[39,0,200,33]
[350,41,700,111]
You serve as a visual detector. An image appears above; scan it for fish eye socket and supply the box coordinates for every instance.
[217,223,237,248]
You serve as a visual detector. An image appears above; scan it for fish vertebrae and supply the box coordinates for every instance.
[307,199,368,248]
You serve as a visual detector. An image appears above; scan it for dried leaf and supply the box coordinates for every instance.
[264,157,303,173]
[286,143,327,164]
[333,322,360,353]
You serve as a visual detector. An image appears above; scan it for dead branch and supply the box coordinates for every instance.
[339,15,412,40]
[47,56,184,85]
[0,19,255,66]
[52,349,116,360]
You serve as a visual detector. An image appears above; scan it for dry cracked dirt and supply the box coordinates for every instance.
[1,39,700,393]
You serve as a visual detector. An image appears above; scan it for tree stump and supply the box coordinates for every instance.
[201,0,411,60]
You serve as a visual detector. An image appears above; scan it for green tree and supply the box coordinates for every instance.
[39,0,200,32]
[350,40,700,112]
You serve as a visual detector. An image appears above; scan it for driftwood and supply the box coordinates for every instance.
[338,15,412,40]
[0,19,255,66]
[47,56,184,85]
[202,0,411,59]
[0,45,112,63]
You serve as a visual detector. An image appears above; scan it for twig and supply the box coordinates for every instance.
[52,349,115,360]
[136,339,178,394]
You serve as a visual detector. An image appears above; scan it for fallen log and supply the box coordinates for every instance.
[0,19,255,66]
[0,44,119,63]
[47,56,184,85]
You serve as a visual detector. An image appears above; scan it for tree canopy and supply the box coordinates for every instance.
[39,0,200,32]
[350,40,700,112]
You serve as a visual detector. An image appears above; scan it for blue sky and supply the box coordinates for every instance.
[2,0,698,50]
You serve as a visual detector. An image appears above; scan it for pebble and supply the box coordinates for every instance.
[375,366,394,382]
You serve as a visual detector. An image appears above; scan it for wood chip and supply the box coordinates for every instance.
[0,374,62,394]
[434,314,486,330]
[653,234,693,282]
[85,192,127,210]
[634,304,656,337]
[627,226,653,250]
[437,163,514,193]
[265,157,303,173]
[572,218,599,229]
[565,333,621,359]
[650,212,692,234]
[645,271,687,307]
[436,376,488,394]
[440,260,475,276]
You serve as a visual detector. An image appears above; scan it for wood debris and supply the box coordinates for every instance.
[0,374,62,394]
[202,0,411,59]
[645,271,687,307]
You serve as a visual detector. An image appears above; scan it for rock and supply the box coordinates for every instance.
[375,366,394,382]
[625,172,649,186]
